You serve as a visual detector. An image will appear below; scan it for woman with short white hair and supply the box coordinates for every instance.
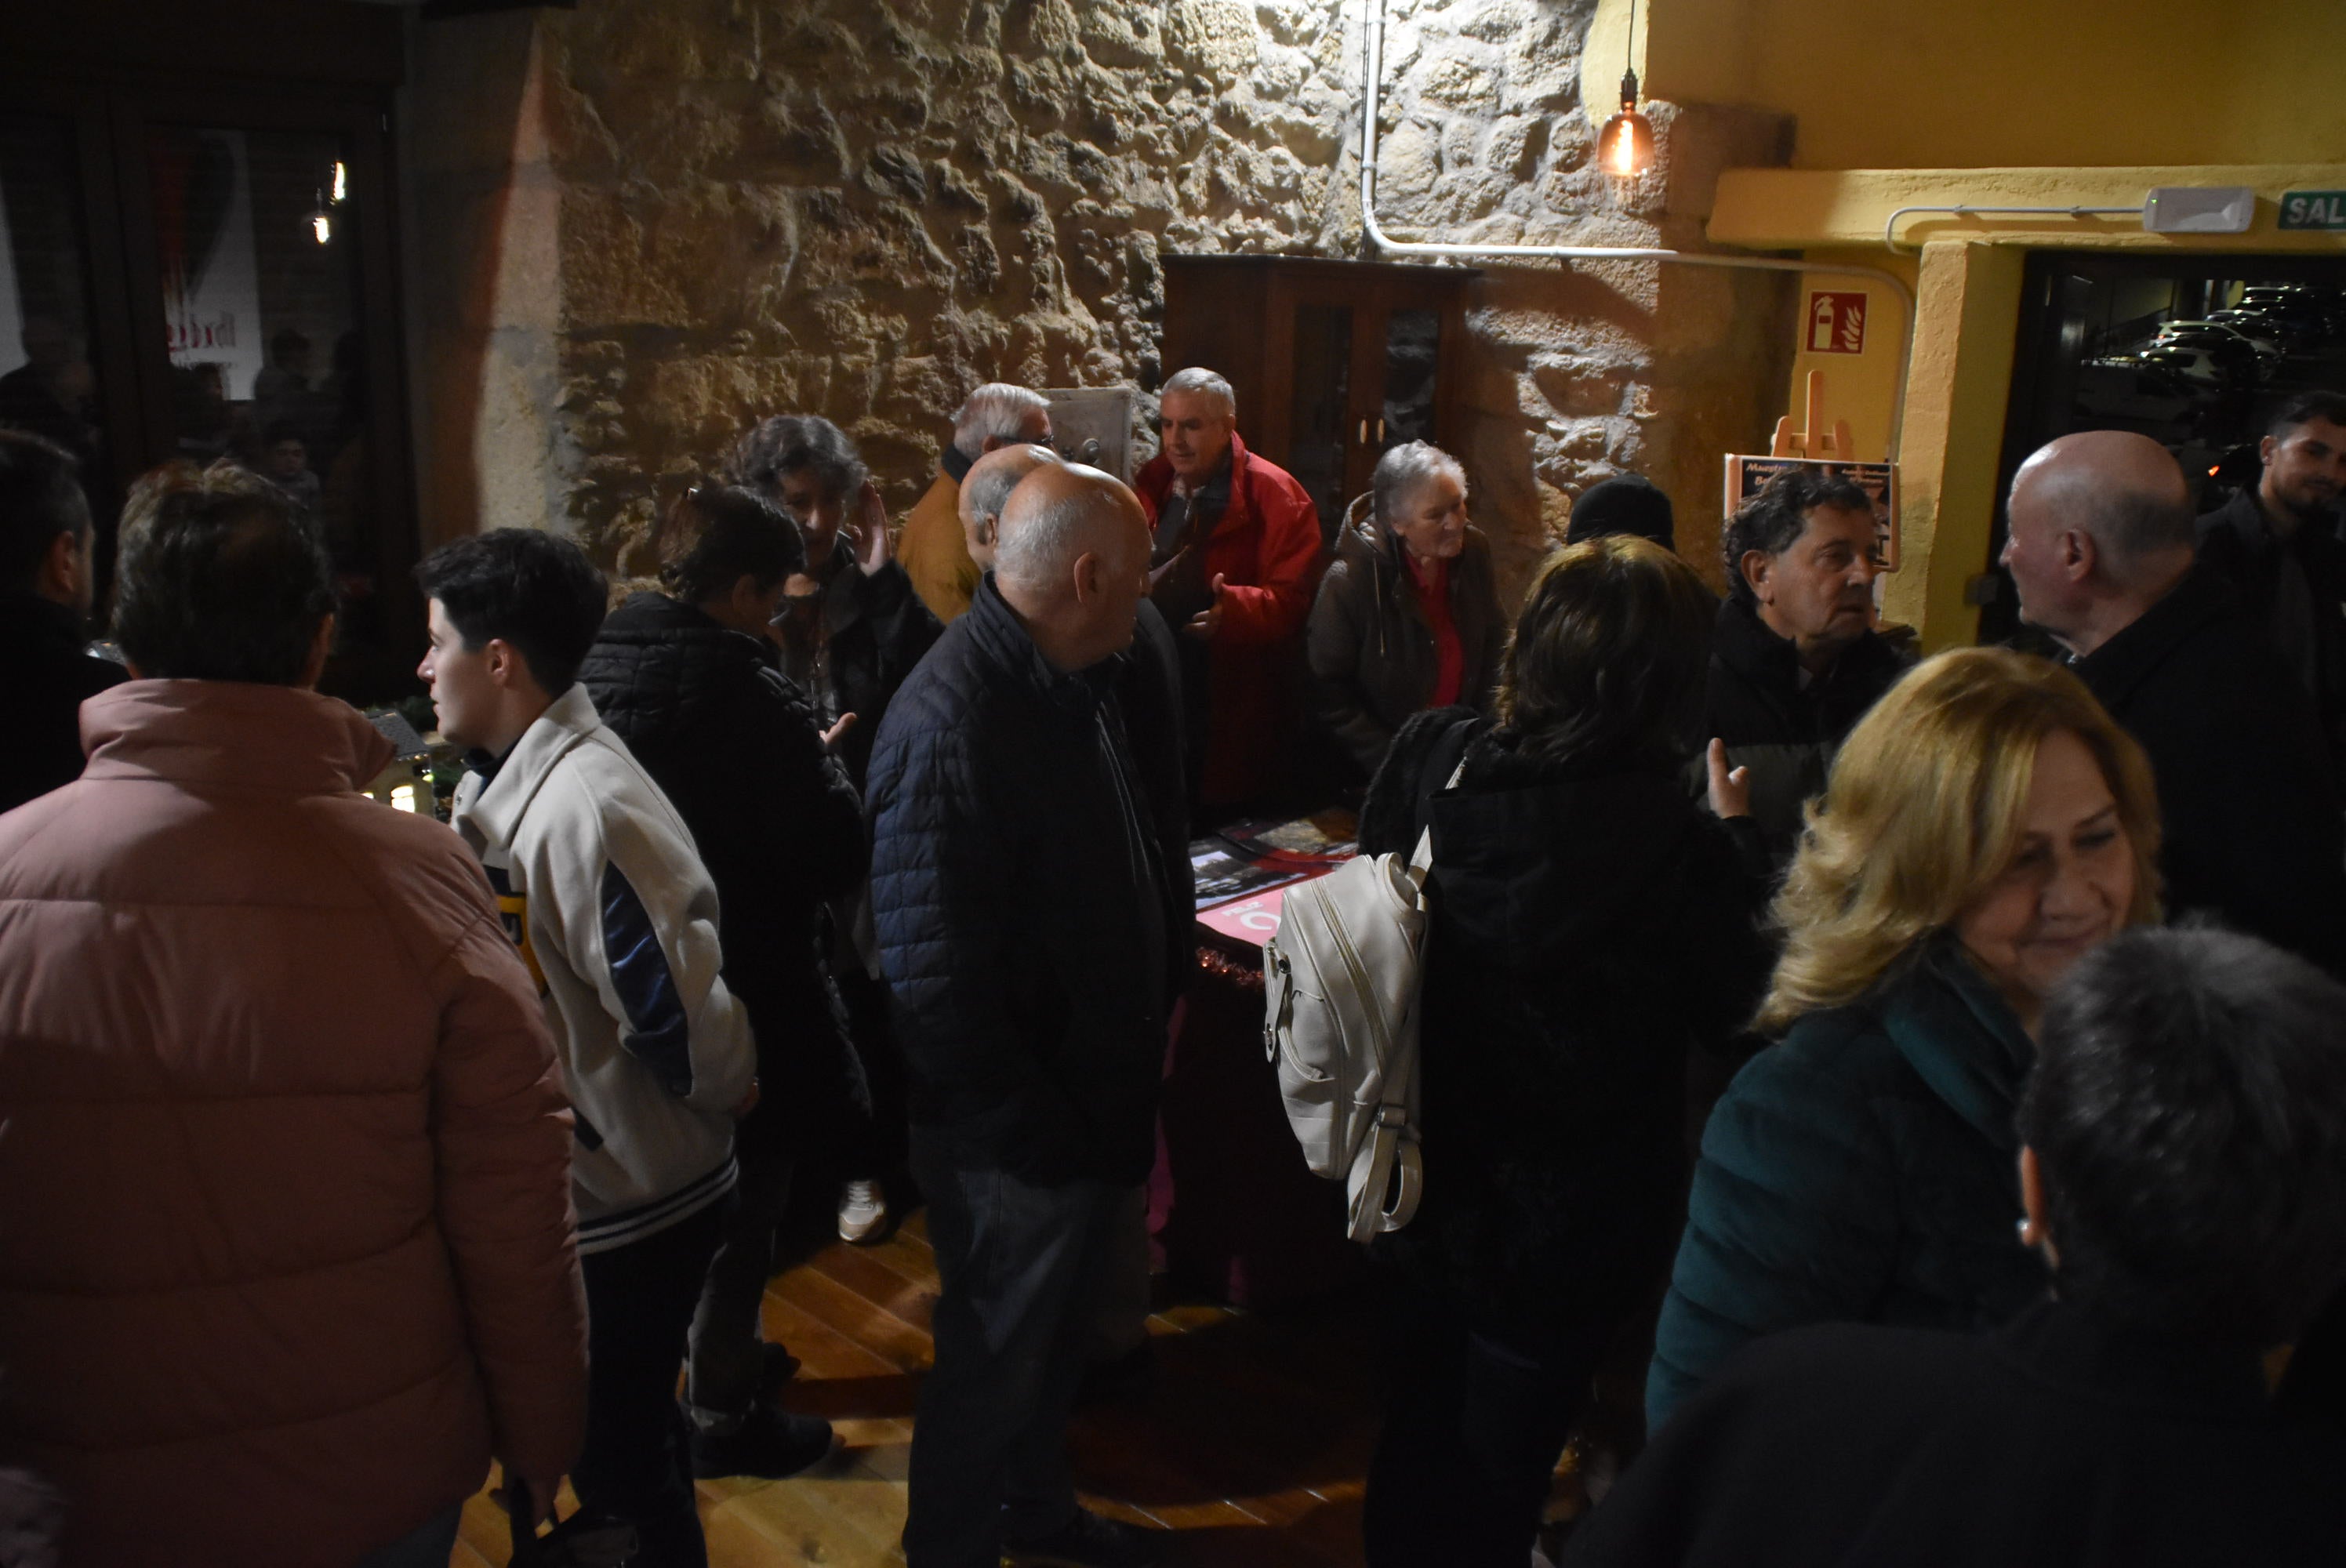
[1304,440,1505,783]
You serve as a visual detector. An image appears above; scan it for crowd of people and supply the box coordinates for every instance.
[2,368,2345,1568]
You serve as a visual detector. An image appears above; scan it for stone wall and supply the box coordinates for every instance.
[414,0,1796,597]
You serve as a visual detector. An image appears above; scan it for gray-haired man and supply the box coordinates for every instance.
[902,382,1053,623]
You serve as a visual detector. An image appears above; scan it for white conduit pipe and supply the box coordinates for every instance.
[1356,0,1916,458]
[1884,203,2140,251]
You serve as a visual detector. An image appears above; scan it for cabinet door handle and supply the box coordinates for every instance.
[1376,418,1386,442]
[1356,419,1369,444]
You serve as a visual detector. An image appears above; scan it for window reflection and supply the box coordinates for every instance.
[0,114,107,521]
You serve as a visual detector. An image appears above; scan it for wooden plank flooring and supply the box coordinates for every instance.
[453,1210,1382,1566]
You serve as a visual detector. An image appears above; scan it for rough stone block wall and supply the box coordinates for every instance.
[427,0,1794,597]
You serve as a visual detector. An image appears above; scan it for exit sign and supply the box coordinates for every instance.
[2279,191,2346,230]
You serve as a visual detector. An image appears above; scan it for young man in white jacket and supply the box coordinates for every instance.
[419,528,763,1565]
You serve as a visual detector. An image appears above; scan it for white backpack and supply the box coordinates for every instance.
[1262,763,1460,1244]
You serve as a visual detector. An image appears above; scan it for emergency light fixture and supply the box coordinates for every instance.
[1598,0,1654,178]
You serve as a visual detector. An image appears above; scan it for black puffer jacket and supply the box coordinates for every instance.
[1703,595,1908,863]
[1360,709,1774,1344]
[0,593,126,815]
[579,592,870,1144]
[867,578,1179,1186]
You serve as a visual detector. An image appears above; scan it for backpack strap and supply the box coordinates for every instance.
[1404,716,1480,883]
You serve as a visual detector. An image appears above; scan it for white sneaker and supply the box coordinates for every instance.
[837,1179,888,1243]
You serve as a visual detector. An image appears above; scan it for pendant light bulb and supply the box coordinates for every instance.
[1600,70,1654,178]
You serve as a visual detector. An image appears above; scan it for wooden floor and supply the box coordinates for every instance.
[451,1208,1385,1566]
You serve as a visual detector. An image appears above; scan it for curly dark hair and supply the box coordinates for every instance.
[2022,926,2346,1345]
[721,415,868,506]
[1720,468,1876,606]
[113,460,333,684]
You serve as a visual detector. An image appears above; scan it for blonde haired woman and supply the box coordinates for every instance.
[1645,647,2161,1432]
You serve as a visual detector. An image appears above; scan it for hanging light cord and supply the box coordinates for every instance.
[1624,0,1639,103]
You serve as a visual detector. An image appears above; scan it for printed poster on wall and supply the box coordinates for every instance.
[152,129,264,401]
[1723,454,1901,572]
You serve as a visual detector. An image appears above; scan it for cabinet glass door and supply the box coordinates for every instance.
[1381,307,1440,450]
[1285,302,1353,542]
[0,111,114,539]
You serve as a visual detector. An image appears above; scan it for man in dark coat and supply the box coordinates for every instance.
[0,430,125,815]
[964,440,1191,1388]
[1572,928,2346,1568]
[1705,469,1908,861]
[2004,429,2346,975]
[869,463,1175,1568]
[2195,390,2346,771]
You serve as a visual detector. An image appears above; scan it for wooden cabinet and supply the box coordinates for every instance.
[1160,255,1476,537]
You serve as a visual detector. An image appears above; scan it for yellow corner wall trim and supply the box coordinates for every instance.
[1709,166,2346,251]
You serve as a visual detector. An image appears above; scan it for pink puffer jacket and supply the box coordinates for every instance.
[0,681,587,1566]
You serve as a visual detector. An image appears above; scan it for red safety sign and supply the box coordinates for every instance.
[1807,291,1868,354]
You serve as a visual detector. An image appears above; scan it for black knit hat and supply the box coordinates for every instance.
[1565,474,1675,550]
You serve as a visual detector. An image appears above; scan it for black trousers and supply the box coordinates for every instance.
[576,1200,726,1568]
[1362,1283,1619,1568]
[902,1142,1128,1568]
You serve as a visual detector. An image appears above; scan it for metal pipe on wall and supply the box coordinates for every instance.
[1355,0,1916,459]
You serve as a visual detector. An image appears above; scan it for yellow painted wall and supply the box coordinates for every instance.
[1576,0,2346,646]
[1621,0,2346,171]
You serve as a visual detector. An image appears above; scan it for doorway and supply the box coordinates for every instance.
[0,74,416,699]
[1983,249,2346,643]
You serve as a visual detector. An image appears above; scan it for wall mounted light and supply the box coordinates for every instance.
[1597,0,1654,177]
[308,190,332,245]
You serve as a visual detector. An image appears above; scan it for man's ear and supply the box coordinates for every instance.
[484,637,528,691]
[2260,433,2279,470]
[975,515,997,551]
[300,614,336,691]
[2017,1145,2059,1267]
[39,529,82,604]
[2060,528,2097,583]
[1070,549,1103,604]
[1739,550,1774,604]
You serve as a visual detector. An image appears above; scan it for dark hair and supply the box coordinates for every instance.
[2268,390,2346,441]
[1566,473,1676,549]
[269,328,310,361]
[721,415,868,508]
[656,482,805,603]
[263,420,306,449]
[0,428,92,593]
[1496,535,1716,768]
[1720,469,1876,606]
[416,528,607,695]
[113,461,334,684]
[2021,926,2346,1345]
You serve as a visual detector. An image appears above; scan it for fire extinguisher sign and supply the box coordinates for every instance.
[1807,291,1868,354]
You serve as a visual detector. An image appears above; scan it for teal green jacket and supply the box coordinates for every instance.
[1646,939,2051,1433]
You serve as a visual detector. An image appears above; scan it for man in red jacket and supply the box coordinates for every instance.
[1135,367,1324,809]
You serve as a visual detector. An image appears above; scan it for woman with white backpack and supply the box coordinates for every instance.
[1353,535,1774,1567]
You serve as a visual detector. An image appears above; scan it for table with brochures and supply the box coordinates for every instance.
[1153,811,1370,1308]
